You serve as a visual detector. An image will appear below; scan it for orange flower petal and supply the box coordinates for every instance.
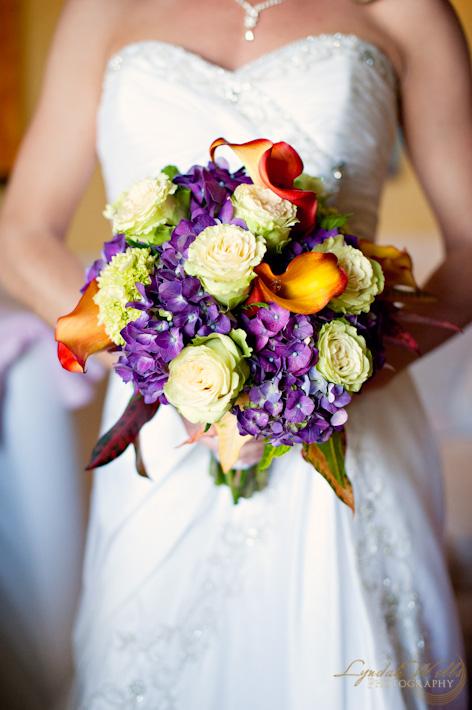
[252,252,347,315]
[209,137,273,185]
[209,137,318,232]
[259,142,318,232]
[358,240,418,290]
[214,411,253,473]
[55,280,112,372]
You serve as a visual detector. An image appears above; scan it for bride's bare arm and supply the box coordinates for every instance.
[0,0,121,325]
[378,0,472,369]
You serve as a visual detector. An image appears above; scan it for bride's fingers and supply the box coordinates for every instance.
[234,439,265,467]
[181,415,264,465]
[199,434,219,453]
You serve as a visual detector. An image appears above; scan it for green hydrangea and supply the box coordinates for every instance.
[314,235,384,314]
[293,172,326,197]
[94,247,156,345]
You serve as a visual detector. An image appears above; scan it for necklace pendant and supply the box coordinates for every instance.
[243,9,258,41]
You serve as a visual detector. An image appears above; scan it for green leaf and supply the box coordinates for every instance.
[125,237,154,249]
[240,301,270,310]
[150,225,174,246]
[257,443,291,473]
[175,186,191,216]
[125,224,173,248]
[229,328,253,357]
[302,431,354,511]
[161,164,180,180]
[319,212,352,230]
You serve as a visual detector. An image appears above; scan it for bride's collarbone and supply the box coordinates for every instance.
[107,1,401,76]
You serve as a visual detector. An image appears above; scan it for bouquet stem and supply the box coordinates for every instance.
[209,455,270,504]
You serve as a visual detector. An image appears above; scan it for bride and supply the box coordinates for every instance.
[1,0,471,708]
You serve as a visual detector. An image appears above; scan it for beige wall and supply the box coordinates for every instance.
[15,0,472,271]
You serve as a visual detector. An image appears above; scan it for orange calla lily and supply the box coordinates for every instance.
[55,280,111,373]
[358,240,418,290]
[209,137,318,232]
[248,252,348,315]
[210,137,273,185]
[214,410,253,473]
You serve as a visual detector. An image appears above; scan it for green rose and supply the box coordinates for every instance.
[164,331,251,423]
[231,183,298,252]
[316,319,372,392]
[314,235,384,314]
[183,224,266,308]
[103,174,180,241]
[94,247,156,345]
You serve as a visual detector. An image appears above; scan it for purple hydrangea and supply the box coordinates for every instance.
[116,219,233,403]
[174,159,250,220]
[115,161,254,403]
[284,226,339,262]
[233,303,351,445]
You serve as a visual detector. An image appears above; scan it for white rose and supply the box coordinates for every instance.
[314,235,384,314]
[103,174,178,239]
[231,183,298,251]
[164,332,250,423]
[183,224,266,308]
[316,319,372,392]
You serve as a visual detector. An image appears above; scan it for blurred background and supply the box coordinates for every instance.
[0,1,471,708]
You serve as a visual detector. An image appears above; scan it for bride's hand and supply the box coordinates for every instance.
[181,417,265,467]
[181,417,218,453]
[233,437,266,468]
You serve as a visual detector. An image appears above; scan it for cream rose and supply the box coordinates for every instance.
[231,183,298,251]
[314,235,384,314]
[316,319,372,392]
[183,224,266,308]
[163,331,250,423]
[103,174,179,240]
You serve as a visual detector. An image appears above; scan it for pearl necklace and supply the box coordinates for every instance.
[233,0,286,42]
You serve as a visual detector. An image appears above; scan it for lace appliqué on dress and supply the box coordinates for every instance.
[348,410,429,710]
[79,484,280,709]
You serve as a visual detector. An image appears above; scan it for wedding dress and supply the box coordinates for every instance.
[72,34,467,709]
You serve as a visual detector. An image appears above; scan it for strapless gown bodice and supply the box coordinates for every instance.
[73,33,467,710]
[97,33,398,240]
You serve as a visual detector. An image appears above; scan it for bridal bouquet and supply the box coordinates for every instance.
[56,138,447,508]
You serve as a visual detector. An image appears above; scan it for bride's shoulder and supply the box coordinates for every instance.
[47,0,138,81]
[370,0,469,80]
[56,0,130,50]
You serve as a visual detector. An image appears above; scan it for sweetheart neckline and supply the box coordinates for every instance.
[104,32,398,83]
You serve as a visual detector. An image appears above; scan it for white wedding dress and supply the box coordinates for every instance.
[72,35,467,709]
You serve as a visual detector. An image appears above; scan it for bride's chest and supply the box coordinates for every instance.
[97,34,398,240]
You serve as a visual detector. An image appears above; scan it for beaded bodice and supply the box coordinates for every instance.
[97,33,398,240]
